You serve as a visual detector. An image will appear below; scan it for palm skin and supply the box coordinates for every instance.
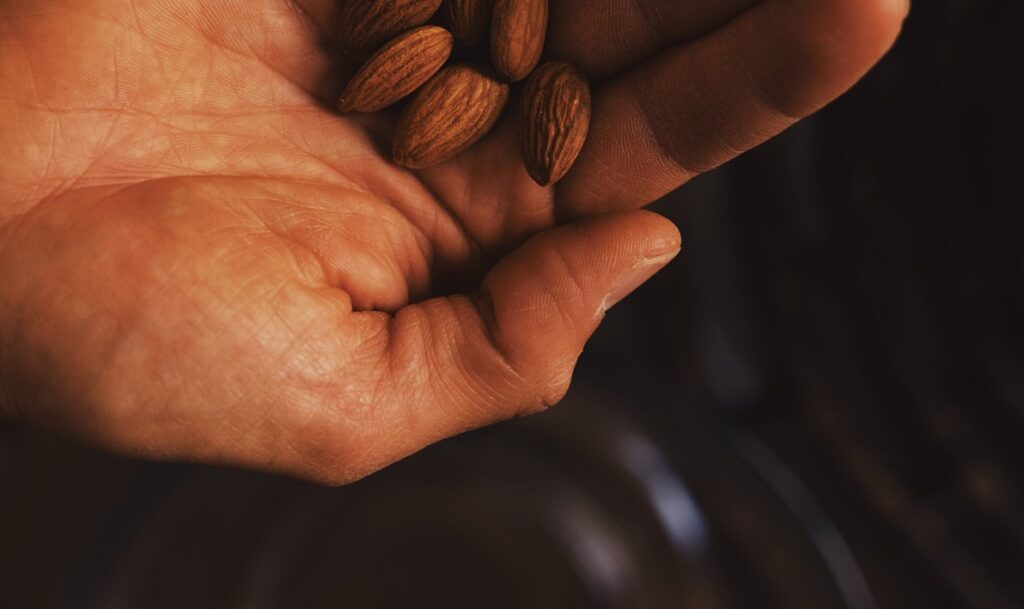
[0,0,907,482]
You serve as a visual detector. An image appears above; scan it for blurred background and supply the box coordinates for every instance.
[2,1,1022,607]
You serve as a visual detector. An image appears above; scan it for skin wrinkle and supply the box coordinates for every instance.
[549,0,758,80]
[130,278,301,444]
[181,0,343,103]
[223,291,325,407]
[175,246,262,326]
[35,113,61,200]
[245,189,434,303]
[457,308,527,421]
[420,304,471,424]
[9,103,366,196]
[255,4,327,83]
[448,343,508,425]
[7,23,41,103]
[547,241,589,321]
[278,128,371,189]
[281,0,333,35]
[628,36,778,184]
[127,0,148,44]
[147,3,306,110]
[251,223,336,288]
[266,122,474,271]
[466,290,531,399]
[66,111,136,194]
[254,203,342,278]
[0,0,903,481]
[32,209,315,405]
[728,15,803,123]
[406,169,489,261]
[90,7,190,106]
[143,240,256,329]
[632,57,707,178]
[186,14,311,104]
[0,0,466,466]
[276,387,351,480]
[428,299,518,424]
[630,0,669,48]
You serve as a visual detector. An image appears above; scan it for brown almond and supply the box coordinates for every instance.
[444,0,492,46]
[520,61,591,186]
[393,64,510,169]
[490,0,548,82]
[338,26,454,114]
[338,0,443,51]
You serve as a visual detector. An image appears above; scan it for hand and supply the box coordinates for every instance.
[0,0,906,482]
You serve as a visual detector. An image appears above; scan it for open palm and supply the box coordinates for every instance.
[0,0,906,482]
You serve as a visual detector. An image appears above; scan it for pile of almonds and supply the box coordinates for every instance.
[336,0,591,187]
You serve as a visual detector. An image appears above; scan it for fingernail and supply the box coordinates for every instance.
[602,249,680,313]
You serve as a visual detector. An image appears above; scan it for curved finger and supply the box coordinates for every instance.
[558,0,909,218]
[302,210,680,483]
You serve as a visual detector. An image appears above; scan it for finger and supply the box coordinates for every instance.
[303,210,680,483]
[558,0,909,218]
[547,0,755,79]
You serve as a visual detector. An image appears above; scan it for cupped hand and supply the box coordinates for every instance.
[0,0,906,482]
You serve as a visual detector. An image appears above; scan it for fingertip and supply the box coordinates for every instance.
[313,212,685,477]
[832,0,909,52]
[628,210,682,257]
[478,211,680,382]
[601,247,679,313]
[736,0,908,120]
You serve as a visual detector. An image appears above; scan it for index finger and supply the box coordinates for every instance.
[556,0,909,218]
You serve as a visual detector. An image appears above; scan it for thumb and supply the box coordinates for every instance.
[317,210,680,483]
[472,209,681,408]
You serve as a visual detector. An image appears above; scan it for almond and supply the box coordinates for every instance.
[444,0,492,46]
[490,0,548,82]
[393,64,510,169]
[338,26,454,114]
[519,61,591,186]
[338,0,443,51]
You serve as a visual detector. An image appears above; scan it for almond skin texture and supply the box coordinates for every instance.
[338,26,454,113]
[338,0,443,51]
[520,61,592,186]
[393,64,510,169]
[491,0,548,82]
[444,0,492,46]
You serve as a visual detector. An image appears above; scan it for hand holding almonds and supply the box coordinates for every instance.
[336,0,590,186]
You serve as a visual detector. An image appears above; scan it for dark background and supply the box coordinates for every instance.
[2,1,1022,607]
